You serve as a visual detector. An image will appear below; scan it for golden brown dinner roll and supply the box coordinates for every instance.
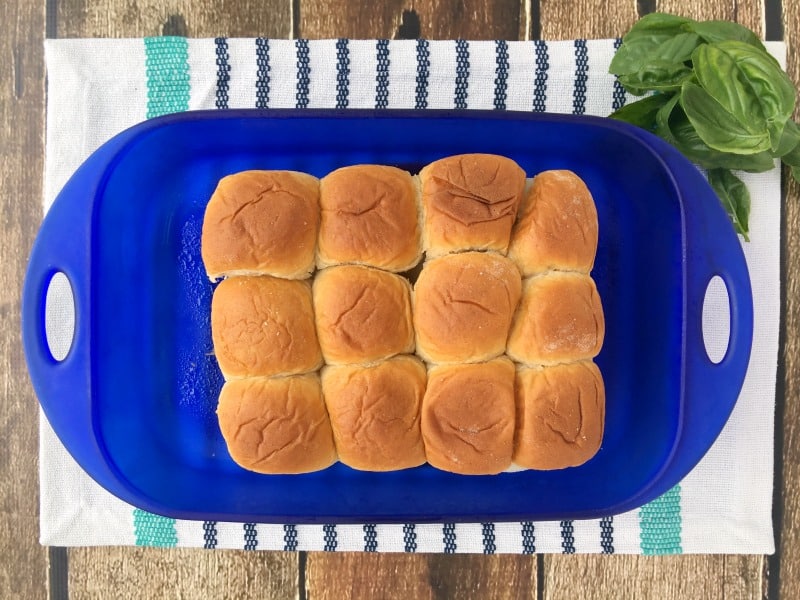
[419,154,526,257]
[321,355,427,471]
[514,362,605,470]
[507,272,604,366]
[421,357,515,474]
[413,252,522,364]
[217,374,337,474]
[201,170,320,281]
[318,165,422,272]
[508,170,598,277]
[313,265,415,365]
[211,276,322,379]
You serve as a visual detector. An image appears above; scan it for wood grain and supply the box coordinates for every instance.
[538,0,638,39]
[57,0,291,38]
[306,553,536,600]
[68,548,298,600]
[778,0,800,595]
[543,555,763,600]
[656,0,764,37]
[297,0,522,39]
[0,0,48,597]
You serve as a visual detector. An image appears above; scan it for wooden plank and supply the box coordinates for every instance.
[305,553,536,600]
[68,548,299,599]
[297,0,522,39]
[543,555,763,600]
[778,0,800,595]
[57,0,291,38]
[55,2,299,599]
[540,0,767,598]
[0,0,48,597]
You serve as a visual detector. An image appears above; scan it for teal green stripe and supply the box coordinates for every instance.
[639,485,683,555]
[144,36,190,118]
[133,509,178,547]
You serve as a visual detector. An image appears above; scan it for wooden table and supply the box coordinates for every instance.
[2,0,798,598]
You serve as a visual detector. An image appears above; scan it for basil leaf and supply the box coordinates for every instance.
[687,20,767,52]
[656,95,774,171]
[618,61,694,93]
[792,166,800,182]
[611,32,702,76]
[708,169,750,240]
[609,94,671,131]
[692,42,796,151]
[623,12,693,41]
[774,120,800,158]
[681,81,772,154]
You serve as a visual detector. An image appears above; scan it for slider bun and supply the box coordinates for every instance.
[211,276,322,379]
[508,170,598,277]
[419,154,526,257]
[313,265,415,365]
[318,165,422,272]
[514,362,605,470]
[217,374,337,474]
[413,252,522,364]
[421,357,515,475]
[507,272,604,366]
[321,356,427,471]
[201,170,320,281]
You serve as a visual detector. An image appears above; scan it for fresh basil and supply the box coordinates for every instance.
[708,169,750,240]
[609,13,800,240]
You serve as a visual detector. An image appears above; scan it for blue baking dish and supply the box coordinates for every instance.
[22,110,753,523]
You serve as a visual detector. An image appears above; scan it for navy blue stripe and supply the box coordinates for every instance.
[415,39,430,109]
[323,524,338,551]
[611,38,626,111]
[296,39,311,109]
[454,39,469,109]
[403,524,417,552]
[493,40,509,110]
[560,520,575,554]
[255,38,270,109]
[521,521,536,554]
[243,523,258,550]
[573,39,588,115]
[283,524,298,551]
[481,522,496,554]
[443,523,456,553]
[363,524,378,552]
[335,38,350,109]
[202,521,218,549]
[533,40,549,112]
[214,37,230,110]
[375,39,390,109]
[600,517,615,554]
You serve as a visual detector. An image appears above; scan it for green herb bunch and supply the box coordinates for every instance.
[609,13,800,240]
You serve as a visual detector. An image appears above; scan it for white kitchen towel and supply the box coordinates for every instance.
[39,38,781,554]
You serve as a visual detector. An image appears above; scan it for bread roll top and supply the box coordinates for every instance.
[413,251,522,364]
[313,265,415,365]
[318,165,422,272]
[509,170,598,277]
[420,154,526,257]
[322,355,427,471]
[421,357,516,475]
[211,276,322,379]
[217,374,337,474]
[514,361,605,470]
[201,170,320,280]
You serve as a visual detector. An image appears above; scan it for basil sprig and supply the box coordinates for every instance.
[609,13,800,241]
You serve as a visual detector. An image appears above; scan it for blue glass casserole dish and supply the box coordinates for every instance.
[22,110,753,523]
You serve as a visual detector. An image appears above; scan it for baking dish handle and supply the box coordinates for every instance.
[641,132,755,489]
[21,133,139,499]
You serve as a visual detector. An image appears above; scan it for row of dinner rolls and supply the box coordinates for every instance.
[203,155,605,475]
[202,155,597,280]
[216,356,605,475]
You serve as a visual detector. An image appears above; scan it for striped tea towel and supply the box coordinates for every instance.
[40,38,781,554]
